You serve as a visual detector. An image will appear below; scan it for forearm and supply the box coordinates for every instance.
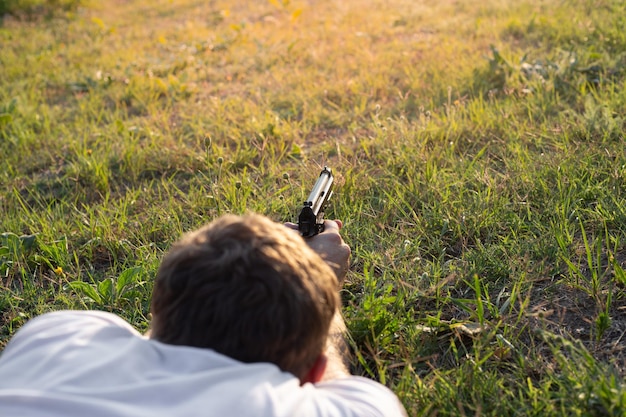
[322,310,351,381]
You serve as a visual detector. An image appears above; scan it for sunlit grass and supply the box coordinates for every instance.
[1,0,626,415]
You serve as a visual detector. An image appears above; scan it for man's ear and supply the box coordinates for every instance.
[300,353,327,385]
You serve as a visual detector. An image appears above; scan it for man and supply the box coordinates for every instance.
[0,214,407,416]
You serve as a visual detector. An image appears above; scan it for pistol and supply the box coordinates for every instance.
[298,167,334,237]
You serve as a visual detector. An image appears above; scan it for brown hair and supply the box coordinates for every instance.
[149,214,339,378]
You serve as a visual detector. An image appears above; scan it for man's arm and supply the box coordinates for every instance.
[322,310,350,380]
[288,219,352,380]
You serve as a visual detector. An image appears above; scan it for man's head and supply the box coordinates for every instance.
[149,214,339,379]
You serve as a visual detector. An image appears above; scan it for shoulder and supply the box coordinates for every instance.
[12,309,136,336]
[310,376,407,417]
[230,372,406,417]
[0,310,145,392]
[1,310,138,358]
[21,310,134,329]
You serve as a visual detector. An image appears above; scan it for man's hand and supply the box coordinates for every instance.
[285,220,350,285]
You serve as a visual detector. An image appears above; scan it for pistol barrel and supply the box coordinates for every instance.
[298,167,334,237]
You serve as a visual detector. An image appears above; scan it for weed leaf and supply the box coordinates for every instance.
[116,266,142,295]
[98,278,113,303]
[68,281,102,305]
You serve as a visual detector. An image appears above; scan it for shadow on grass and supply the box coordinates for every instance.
[0,0,82,23]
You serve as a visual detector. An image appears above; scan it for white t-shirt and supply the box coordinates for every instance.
[0,311,407,417]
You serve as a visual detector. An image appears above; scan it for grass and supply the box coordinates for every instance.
[1,0,626,414]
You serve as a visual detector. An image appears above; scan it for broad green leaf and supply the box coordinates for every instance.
[19,234,37,251]
[98,278,113,301]
[116,266,142,295]
[68,281,102,304]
